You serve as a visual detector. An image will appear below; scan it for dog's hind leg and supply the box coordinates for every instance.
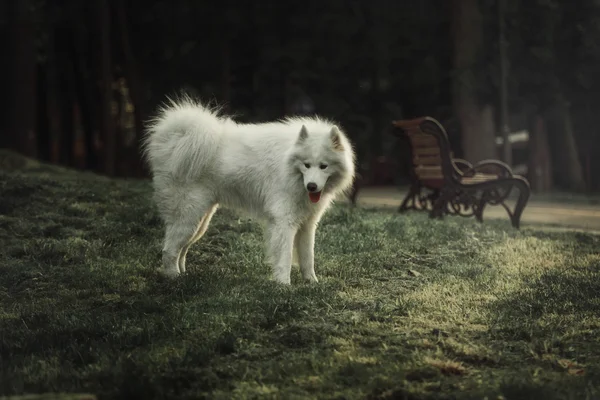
[178,204,218,273]
[266,222,297,284]
[291,246,299,267]
[160,189,215,278]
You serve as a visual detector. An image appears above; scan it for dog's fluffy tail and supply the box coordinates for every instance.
[142,95,227,179]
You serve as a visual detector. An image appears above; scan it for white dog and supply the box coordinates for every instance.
[142,96,356,284]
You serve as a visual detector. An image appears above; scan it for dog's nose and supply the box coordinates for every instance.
[307,182,318,192]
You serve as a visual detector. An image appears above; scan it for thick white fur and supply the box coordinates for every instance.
[142,96,356,284]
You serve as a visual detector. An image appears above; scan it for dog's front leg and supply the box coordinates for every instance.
[296,221,318,283]
[266,222,296,284]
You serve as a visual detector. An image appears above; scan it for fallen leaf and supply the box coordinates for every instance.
[431,328,449,337]
[424,356,468,376]
[558,359,585,375]
[558,359,578,369]
[568,368,585,376]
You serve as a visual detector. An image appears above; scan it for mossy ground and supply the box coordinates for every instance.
[1,155,599,399]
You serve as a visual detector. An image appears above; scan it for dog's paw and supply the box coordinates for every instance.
[272,274,292,285]
[159,267,181,279]
[303,274,319,283]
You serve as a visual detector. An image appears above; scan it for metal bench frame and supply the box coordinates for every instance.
[392,117,531,228]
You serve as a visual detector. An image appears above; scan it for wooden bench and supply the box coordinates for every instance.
[392,117,531,228]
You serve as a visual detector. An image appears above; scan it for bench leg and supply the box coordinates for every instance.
[475,193,486,223]
[398,182,420,213]
[429,188,452,220]
[489,181,531,229]
[511,180,530,229]
[427,189,441,210]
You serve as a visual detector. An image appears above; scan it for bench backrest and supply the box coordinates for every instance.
[392,117,457,187]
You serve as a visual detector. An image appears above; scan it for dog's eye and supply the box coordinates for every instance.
[304,163,311,168]
[319,164,328,170]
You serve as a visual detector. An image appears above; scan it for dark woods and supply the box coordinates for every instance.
[1,0,600,191]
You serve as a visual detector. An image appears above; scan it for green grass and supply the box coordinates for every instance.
[1,155,599,400]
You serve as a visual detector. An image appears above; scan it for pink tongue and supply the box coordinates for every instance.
[309,191,321,203]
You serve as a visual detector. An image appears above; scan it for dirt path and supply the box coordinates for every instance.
[353,186,600,233]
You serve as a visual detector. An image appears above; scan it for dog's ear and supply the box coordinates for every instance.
[330,126,344,151]
[297,125,309,143]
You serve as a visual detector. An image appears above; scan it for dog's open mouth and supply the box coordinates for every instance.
[308,191,322,203]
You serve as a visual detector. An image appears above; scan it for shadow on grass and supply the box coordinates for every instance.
[3,157,600,399]
[0,168,346,398]
[0,260,346,398]
[486,256,600,399]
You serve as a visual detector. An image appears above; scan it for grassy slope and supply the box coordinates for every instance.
[0,157,599,400]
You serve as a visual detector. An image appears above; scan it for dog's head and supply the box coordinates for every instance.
[289,124,355,203]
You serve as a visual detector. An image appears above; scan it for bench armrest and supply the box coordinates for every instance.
[452,158,474,176]
[462,159,514,179]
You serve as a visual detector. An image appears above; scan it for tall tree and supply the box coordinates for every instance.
[350,0,391,158]
[507,0,587,191]
[7,0,37,157]
[97,0,115,176]
[451,0,496,163]
[497,0,512,165]
[55,25,76,168]
[72,2,100,171]
[43,2,64,165]
[545,98,585,191]
[115,0,146,175]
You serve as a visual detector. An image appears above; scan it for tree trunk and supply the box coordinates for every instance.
[7,0,37,157]
[351,1,390,159]
[528,115,552,192]
[57,77,75,168]
[498,0,512,166]
[548,100,585,191]
[36,62,51,162]
[249,1,262,119]
[56,24,76,167]
[451,0,496,162]
[97,0,115,176]
[45,18,63,165]
[369,68,383,159]
[115,0,146,176]
[221,35,231,112]
[115,81,126,176]
[278,1,290,117]
[480,104,496,158]
[72,3,99,172]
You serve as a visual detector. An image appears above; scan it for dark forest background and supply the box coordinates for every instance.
[1,0,600,192]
